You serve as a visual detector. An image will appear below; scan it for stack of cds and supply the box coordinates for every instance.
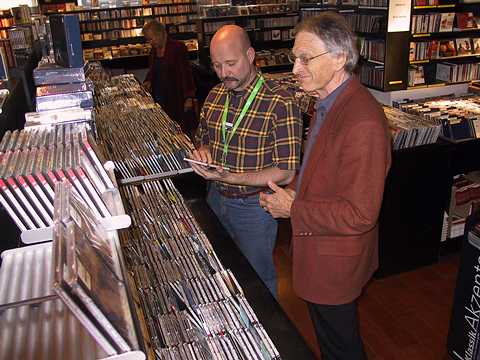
[52,181,140,356]
[93,73,152,109]
[119,179,280,359]
[24,107,94,130]
[383,106,442,150]
[35,81,94,113]
[394,95,480,141]
[93,74,195,181]
[32,46,93,128]
[0,124,116,231]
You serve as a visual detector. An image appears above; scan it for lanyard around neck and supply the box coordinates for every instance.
[221,76,264,164]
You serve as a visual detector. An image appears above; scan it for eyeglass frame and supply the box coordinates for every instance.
[288,50,330,66]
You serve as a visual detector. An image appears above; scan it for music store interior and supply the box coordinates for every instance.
[0,0,480,359]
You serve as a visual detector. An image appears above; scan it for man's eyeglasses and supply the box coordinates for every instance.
[288,50,330,66]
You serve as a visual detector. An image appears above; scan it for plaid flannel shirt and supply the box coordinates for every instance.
[195,72,303,194]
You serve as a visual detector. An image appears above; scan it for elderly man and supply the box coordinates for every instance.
[190,25,302,297]
[260,13,391,359]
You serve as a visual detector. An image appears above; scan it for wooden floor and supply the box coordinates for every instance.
[274,233,459,360]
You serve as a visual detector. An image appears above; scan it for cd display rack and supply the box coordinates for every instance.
[0,183,146,360]
[0,124,131,244]
[92,73,195,184]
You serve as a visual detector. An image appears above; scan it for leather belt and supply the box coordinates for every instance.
[217,188,264,199]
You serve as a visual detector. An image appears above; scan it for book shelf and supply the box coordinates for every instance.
[298,0,480,91]
[196,1,299,71]
[0,10,14,40]
[300,1,410,91]
[57,3,198,63]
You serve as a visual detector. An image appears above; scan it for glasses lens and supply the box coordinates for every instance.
[288,52,310,65]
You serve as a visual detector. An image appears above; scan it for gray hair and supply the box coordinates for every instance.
[295,12,358,73]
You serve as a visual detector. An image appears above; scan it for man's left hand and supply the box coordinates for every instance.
[190,162,234,183]
[259,181,296,218]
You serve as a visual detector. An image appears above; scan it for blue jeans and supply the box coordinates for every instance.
[207,183,278,297]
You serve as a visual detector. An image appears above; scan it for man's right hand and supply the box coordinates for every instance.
[191,145,213,165]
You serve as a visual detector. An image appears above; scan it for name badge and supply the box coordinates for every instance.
[225,122,233,128]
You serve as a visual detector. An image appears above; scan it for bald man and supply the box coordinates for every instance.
[191,25,302,297]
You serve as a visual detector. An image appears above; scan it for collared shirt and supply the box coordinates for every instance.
[196,72,303,194]
[296,76,352,191]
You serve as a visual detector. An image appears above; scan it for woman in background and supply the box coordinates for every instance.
[143,20,197,135]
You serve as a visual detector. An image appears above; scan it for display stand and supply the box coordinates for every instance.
[447,209,480,360]
[0,241,145,360]
[20,188,131,244]
[377,141,454,277]
[369,82,470,106]
[119,167,193,186]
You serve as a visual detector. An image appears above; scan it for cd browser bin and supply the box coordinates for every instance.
[0,185,146,360]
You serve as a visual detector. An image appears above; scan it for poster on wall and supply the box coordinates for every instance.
[387,0,412,32]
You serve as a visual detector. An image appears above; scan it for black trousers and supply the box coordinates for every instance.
[307,300,367,360]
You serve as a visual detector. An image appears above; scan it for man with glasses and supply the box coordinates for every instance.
[260,12,391,359]
[190,25,302,298]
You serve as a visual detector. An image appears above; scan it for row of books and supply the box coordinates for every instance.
[395,95,480,141]
[300,0,388,5]
[84,43,151,60]
[77,3,196,19]
[437,61,480,83]
[409,38,480,62]
[383,106,441,150]
[83,38,197,61]
[359,63,384,89]
[359,38,385,63]
[82,28,143,41]
[411,13,454,34]
[344,13,387,33]
[254,28,294,41]
[7,26,33,51]
[301,9,388,32]
[202,16,297,33]
[80,17,155,32]
[413,0,451,6]
[203,20,234,34]
[412,12,480,34]
[256,15,299,28]
[0,39,15,68]
[408,62,480,86]
[204,28,292,45]
[199,3,297,17]
[255,48,291,67]
[0,17,14,28]
[446,173,480,239]
[408,65,426,86]
[77,8,154,21]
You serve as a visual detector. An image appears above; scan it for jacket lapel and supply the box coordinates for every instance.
[298,78,362,197]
